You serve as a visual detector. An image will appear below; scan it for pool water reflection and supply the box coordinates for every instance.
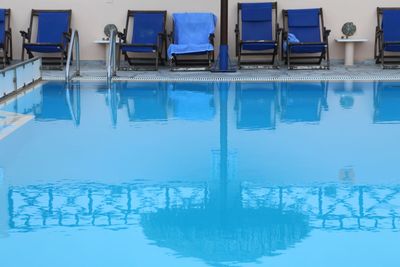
[0,81,399,267]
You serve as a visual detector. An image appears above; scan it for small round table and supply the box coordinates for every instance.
[335,38,368,66]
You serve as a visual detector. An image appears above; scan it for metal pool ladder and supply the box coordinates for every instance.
[65,30,81,83]
[107,29,117,85]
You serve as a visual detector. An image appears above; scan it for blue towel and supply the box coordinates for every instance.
[283,33,300,51]
[0,9,5,45]
[168,13,216,59]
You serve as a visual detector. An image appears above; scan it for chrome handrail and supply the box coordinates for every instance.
[65,30,81,83]
[107,29,117,85]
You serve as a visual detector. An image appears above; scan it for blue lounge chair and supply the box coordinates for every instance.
[20,10,72,69]
[168,13,216,70]
[282,8,330,69]
[375,8,400,68]
[118,10,167,71]
[235,2,280,69]
[0,9,12,68]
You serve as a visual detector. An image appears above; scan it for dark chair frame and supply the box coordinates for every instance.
[20,9,72,69]
[0,9,12,68]
[235,2,281,69]
[117,10,167,71]
[374,7,400,68]
[168,19,215,71]
[282,8,330,70]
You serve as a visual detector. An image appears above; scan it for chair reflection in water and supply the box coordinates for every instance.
[374,81,400,124]
[167,82,216,121]
[235,82,278,130]
[280,81,328,123]
[117,82,168,122]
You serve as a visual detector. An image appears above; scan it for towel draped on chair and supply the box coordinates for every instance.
[168,13,216,59]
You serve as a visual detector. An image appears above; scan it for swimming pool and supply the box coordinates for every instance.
[0,81,399,267]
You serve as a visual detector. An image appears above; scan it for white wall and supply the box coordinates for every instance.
[2,0,399,61]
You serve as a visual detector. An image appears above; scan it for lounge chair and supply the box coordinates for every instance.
[375,8,400,68]
[168,13,216,70]
[0,9,12,68]
[20,10,72,69]
[117,10,167,71]
[282,8,330,69]
[235,2,280,69]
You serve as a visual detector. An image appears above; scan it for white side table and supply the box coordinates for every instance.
[335,38,368,66]
[94,39,119,66]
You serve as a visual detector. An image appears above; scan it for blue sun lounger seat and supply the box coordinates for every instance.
[235,2,280,69]
[20,10,72,69]
[375,8,400,68]
[0,9,12,68]
[168,13,216,70]
[118,11,167,71]
[282,8,330,69]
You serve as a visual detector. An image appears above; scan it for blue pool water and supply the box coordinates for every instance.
[0,81,399,267]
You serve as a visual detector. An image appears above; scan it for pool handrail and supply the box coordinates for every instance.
[65,30,80,83]
[107,29,117,85]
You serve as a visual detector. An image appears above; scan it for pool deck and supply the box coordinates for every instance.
[42,60,400,82]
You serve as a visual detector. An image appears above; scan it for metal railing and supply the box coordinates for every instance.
[107,29,117,85]
[65,30,81,83]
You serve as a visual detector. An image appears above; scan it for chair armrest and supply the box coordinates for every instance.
[276,24,282,34]
[20,30,29,40]
[323,28,331,38]
[375,26,383,35]
[209,33,215,44]
[281,30,288,41]
[63,32,71,42]
[118,29,127,42]
[168,32,174,44]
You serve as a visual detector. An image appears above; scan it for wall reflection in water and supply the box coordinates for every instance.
[1,182,399,264]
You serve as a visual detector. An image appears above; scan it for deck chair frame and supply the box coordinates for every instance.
[375,7,400,69]
[0,9,12,68]
[117,10,167,71]
[20,9,72,70]
[282,8,330,70]
[235,2,280,69]
[168,20,215,71]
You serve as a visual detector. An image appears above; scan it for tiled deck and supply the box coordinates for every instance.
[42,60,400,82]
